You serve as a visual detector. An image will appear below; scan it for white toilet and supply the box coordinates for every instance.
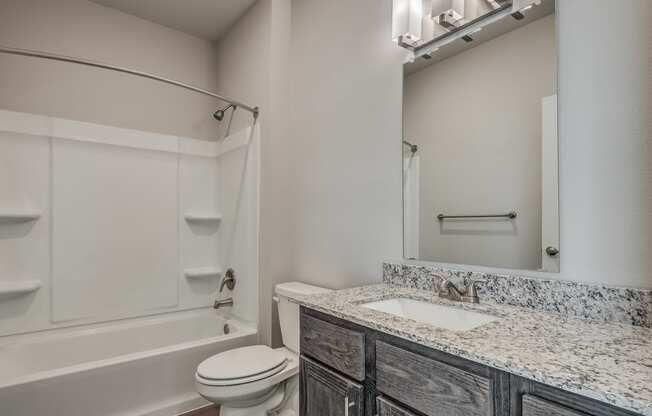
[195,282,331,416]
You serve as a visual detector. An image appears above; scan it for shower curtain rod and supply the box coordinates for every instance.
[0,45,259,118]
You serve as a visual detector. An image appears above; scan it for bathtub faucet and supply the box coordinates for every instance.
[214,298,234,309]
[219,268,236,292]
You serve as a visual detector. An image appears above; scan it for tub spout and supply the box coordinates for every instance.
[214,298,234,309]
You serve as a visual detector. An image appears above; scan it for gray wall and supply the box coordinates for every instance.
[556,0,652,288]
[404,15,556,270]
[0,0,221,141]
[284,0,404,289]
[213,0,293,346]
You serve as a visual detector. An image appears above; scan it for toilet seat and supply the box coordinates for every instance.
[196,345,288,386]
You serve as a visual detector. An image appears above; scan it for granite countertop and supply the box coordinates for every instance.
[295,284,652,416]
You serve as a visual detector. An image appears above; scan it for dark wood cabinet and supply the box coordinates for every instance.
[300,313,366,381]
[510,375,640,416]
[376,340,499,416]
[300,356,364,416]
[377,397,419,416]
[521,395,590,416]
[300,307,642,416]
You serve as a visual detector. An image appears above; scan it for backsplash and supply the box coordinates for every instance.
[383,263,652,328]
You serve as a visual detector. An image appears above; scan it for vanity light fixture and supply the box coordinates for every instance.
[432,0,466,31]
[392,0,424,46]
[396,0,546,61]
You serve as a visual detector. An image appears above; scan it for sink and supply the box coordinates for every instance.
[360,298,498,331]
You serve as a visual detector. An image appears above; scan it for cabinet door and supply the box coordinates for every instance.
[377,396,419,416]
[522,395,589,416]
[300,356,363,416]
[510,375,639,416]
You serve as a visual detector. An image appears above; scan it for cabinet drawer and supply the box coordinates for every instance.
[300,314,365,381]
[376,341,493,416]
[522,395,589,416]
[377,396,418,416]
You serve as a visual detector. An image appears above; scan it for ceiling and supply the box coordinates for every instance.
[90,0,258,42]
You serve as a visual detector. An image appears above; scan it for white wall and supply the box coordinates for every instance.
[404,16,556,270]
[215,0,404,346]
[212,0,293,346]
[283,0,404,286]
[556,0,652,288]
[0,0,221,141]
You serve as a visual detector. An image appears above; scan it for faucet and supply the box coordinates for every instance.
[214,269,236,310]
[219,268,236,292]
[438,278,485,303]
[214,298,234,309]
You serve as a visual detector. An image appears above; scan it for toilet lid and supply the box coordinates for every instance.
[197,345,288,383]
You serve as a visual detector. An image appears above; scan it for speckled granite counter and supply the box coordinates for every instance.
[295,284,652,416]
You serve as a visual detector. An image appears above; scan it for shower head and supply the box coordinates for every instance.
[403,140,418,154]
[213,104,236,121]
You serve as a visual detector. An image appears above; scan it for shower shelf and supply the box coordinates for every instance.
[184,267,222,279]
[184,212,222,224]
[0,280,42,299]
[0,211,41,224]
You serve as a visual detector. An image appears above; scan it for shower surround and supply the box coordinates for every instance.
[0,109,261,415]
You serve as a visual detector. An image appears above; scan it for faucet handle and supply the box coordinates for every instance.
[461,279,486,303]
[219,268,236,292]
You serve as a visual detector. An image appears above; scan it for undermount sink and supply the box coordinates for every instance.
[360,298,498,331]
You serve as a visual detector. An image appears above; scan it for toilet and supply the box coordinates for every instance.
[195,282,331,416]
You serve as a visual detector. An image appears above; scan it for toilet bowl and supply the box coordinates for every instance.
[195,282,331,415]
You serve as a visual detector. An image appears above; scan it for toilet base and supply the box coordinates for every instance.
[216,376,299,416]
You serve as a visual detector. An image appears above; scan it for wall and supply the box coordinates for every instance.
[212,0,293,346]
[403,16,556,270]
[556,0,651,288]
[282,0,404,290]
[272,0,652,349]
[0,0,221,141]
[0,0,260,335]
[215,0,405,346]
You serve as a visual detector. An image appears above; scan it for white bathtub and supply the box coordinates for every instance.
[0,309,257,416]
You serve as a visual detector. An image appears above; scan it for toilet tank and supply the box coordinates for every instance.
[274,282,332,353]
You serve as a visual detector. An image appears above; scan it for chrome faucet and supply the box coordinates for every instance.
[214,298,234,309]
[439,278,486,303]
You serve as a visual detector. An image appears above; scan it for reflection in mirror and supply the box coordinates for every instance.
[401,0,558,272]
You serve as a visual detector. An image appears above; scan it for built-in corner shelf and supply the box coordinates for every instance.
[184,267,222,279]
[0,211,42,225]
[184,212,222,224]
[0,280,42,300]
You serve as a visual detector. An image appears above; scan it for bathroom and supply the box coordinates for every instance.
[0,0,650,415]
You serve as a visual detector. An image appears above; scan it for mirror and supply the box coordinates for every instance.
[402,0,558,272]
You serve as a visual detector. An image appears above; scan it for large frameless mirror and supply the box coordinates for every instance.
[397,0,559,272]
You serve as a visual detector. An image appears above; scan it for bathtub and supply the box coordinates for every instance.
[0,309,258,416]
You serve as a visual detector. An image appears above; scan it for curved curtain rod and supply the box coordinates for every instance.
[0,45,259,118]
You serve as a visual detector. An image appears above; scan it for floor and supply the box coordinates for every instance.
[179,404,219,416]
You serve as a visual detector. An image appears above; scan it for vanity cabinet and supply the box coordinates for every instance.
[510,375,640,416]
[299,307,642,416]
[300,313,365,381]
[300,356,364,416]
[376,397,418,416]
[376,340,504,416]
